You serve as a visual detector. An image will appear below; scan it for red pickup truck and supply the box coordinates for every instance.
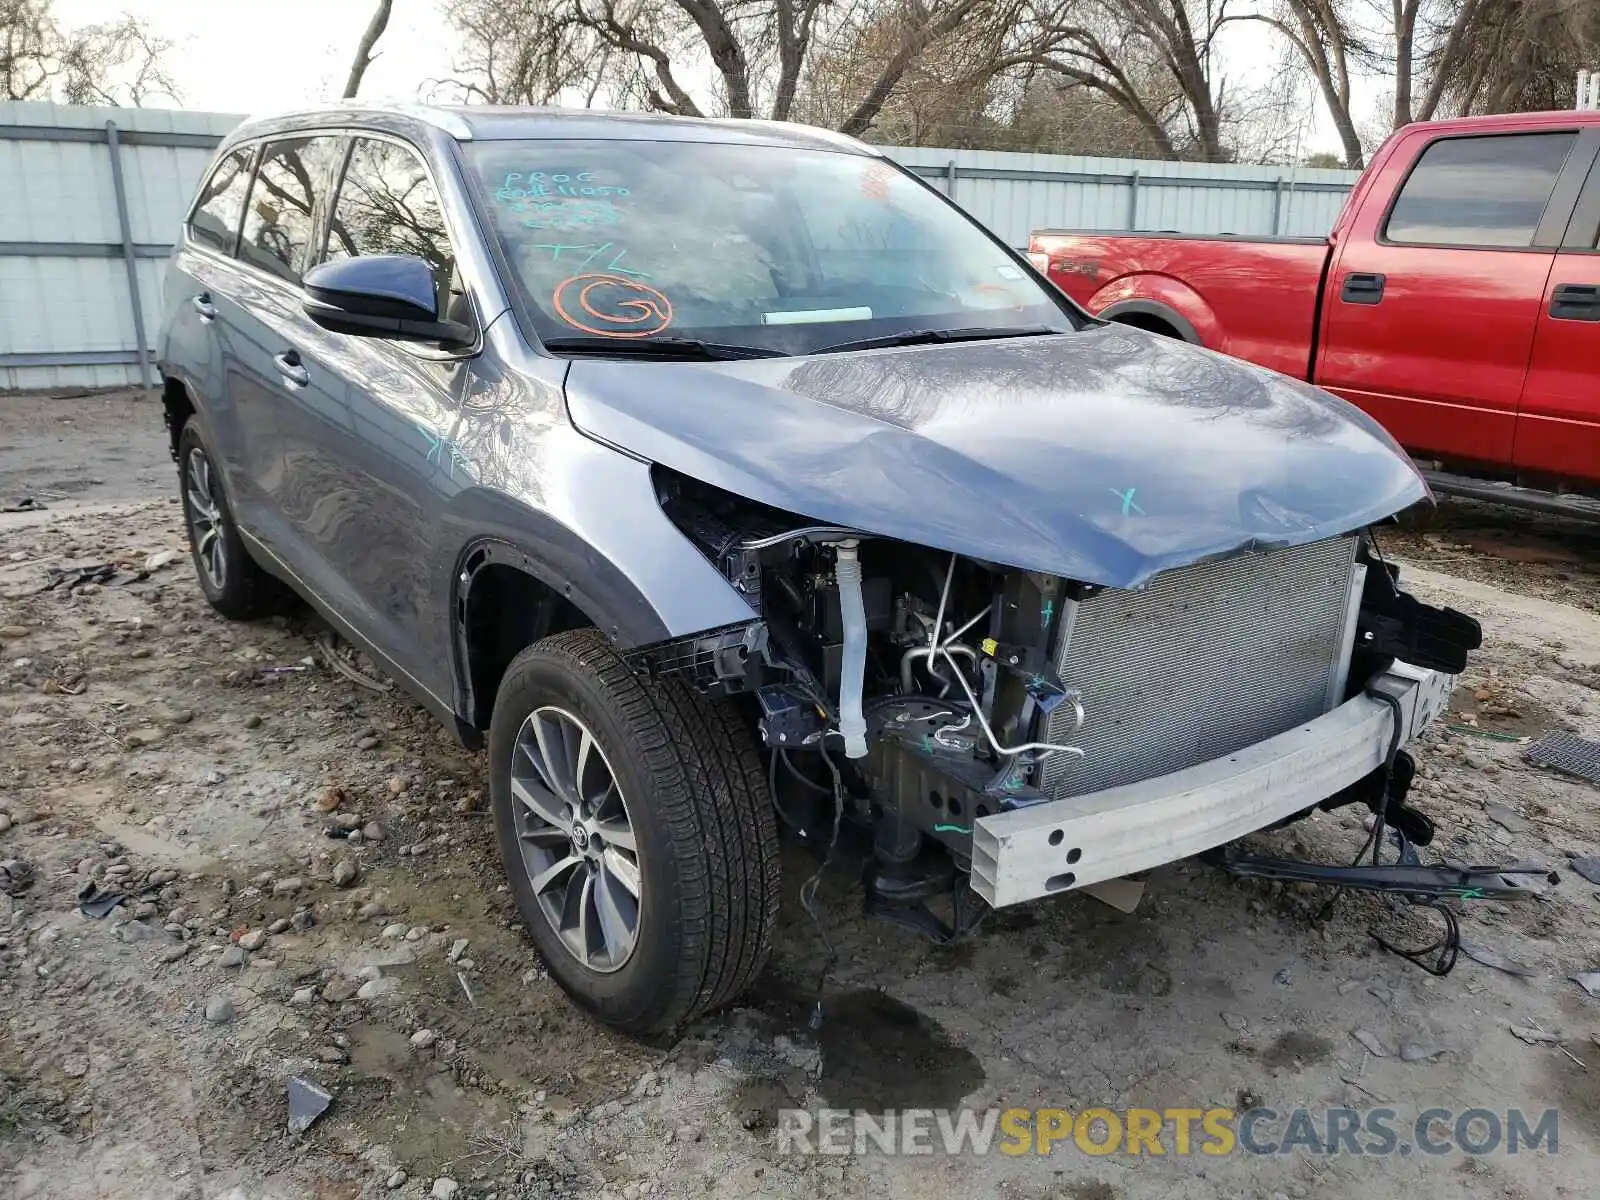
[1031,111,1600,516]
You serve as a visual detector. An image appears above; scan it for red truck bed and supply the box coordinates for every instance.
[1030,232,1330,381]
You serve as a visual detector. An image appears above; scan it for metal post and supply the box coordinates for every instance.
[1126,171,1141,230]
[945,159,958,199]
[1271,176,1286,236]
[104,120,153,390]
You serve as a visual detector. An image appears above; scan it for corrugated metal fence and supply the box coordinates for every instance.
[1,102,242,390]
[0,100,1359,390]
[886,146,1359,248]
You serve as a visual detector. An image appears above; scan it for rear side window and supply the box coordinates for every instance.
[188,149,253,254]
[1386,132,1576,248]
[324,137,456,313]
[239,136,344,283]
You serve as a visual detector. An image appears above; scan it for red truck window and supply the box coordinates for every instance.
[1385,132,1576,248]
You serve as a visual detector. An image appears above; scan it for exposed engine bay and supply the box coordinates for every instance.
[636,465,1488,937]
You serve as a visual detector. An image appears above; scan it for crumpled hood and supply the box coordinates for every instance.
[563,324,1427,588]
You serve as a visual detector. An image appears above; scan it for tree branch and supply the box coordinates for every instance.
[343,0,394,99]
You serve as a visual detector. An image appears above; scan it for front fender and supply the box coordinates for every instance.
[439,427,758,650]
[1089,273,1222,348]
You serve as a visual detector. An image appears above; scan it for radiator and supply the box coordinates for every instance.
[1039,536,1363,799]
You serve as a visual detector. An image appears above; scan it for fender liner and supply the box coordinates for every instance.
[448,527,759,726]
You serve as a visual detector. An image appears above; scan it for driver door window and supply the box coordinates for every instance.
[324,137,462,321]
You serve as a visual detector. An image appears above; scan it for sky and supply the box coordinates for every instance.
[54,0,461,115]
[52,0,1356,157]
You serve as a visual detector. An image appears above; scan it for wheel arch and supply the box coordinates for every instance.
[442,455,761,731]
[1087,270,1221,348]
[452,538,604,732]
[160,374,198,462]
[1098,299,1201,343]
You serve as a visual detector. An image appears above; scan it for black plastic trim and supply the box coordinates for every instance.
[1096,299,1200,342]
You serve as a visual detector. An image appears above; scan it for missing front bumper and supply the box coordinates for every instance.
[969,663,1456,908]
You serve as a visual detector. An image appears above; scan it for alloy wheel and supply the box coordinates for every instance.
[509,706,641,972]
[185,447,228,591]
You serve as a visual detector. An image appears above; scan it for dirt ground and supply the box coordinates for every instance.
[2,388,1599,1200]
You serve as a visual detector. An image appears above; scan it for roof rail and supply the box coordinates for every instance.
[362,101,475,140]
[235,100,475,141]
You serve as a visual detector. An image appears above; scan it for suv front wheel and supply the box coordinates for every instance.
[488,628,780,1035]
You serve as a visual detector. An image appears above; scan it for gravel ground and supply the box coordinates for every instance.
[2,389,1599,1199]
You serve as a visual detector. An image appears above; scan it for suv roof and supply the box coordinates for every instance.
[224,101,875,157]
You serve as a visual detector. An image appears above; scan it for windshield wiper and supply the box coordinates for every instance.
[542,336,785,361]
[813,325,1062,355]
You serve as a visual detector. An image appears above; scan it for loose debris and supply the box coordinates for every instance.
[316,630,391,693]
[1447,723,1531,744]
[1400,1043,1448,1063]
[1574,972,1600,999]
[1509,1024,1561,1046]
[76,881,127,919]
[0,857,35,895]
[204,994,234,1024]
[1484,802,1531,834]
[1524,730,1600,786]
[1570,856,1600,886]
[286,1077,333,1135]
[1351,1029,1389,1057]
[1459,941,1537,978]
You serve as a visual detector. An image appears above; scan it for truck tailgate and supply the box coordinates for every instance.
[1030,232,1332,379]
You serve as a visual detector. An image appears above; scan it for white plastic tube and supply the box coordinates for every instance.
[834,540,869,758]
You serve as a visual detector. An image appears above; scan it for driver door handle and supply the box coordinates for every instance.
[273,350,309,388]
[192,293,217,321]
[1550,283,1600,321]
[1341,272,1386,304]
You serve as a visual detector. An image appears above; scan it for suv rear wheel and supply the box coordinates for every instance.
[176,423,293,620]
[488,628,779,1035]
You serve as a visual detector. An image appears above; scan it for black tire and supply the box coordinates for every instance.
[489,628,780,1036]
[176,422,293,620]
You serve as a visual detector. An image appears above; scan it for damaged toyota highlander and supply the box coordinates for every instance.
[157,104,1485,1035]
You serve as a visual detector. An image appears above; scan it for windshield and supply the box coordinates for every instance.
[461,138,1077,356]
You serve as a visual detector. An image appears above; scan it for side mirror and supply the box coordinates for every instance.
[302,254,473,347]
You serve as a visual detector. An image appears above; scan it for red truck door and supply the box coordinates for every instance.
[1317,128,1584,469]
[1516,141,1600,484]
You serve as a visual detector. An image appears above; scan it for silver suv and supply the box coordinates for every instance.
[158,103,1472,1035]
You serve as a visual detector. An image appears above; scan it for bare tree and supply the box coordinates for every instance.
[436,0,608,106]
[343,0,394,99]
[1388,0,1480,126]
[2,1,178,104]
[1377,0,1598,128]
[1004,69,1189,155]
[1227,1,1371,167]
[1421,0,1600,115]
[798,0,1020,142]
[439,0,1013,139]
[1000,1,1240,161]
[2,0,57,99]
[58,16,179,105]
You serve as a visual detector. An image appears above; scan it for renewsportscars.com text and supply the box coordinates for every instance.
[776,1106,1560,1158]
